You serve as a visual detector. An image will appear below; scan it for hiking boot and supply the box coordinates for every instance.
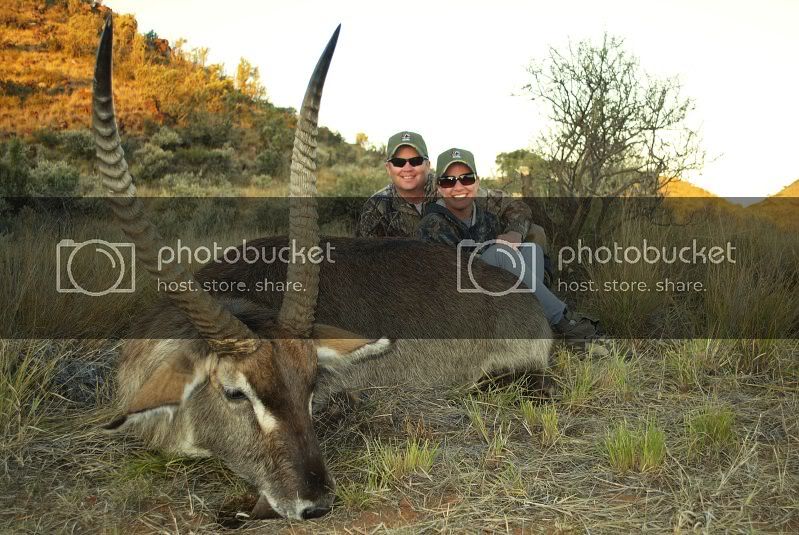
[552,309,602,342]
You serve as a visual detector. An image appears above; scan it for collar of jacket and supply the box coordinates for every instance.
[425,198,483,230]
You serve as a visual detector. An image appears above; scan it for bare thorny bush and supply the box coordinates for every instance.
[524,33,705,242]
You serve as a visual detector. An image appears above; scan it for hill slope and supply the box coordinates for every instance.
[0,0,386,196]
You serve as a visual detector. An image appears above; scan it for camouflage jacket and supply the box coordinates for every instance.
[356,175,532,238]
[416,200,500,248]
[355,175,437,238]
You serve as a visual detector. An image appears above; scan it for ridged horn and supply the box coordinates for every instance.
[277,25,340,336]
[92,17,258,356]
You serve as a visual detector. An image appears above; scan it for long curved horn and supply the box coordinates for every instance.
[92,17,258,356]
[277,25,340,336]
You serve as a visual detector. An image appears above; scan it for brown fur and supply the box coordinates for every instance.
[110,238,551,519]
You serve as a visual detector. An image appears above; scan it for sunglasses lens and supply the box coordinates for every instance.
[389,157,407,167]
[438,177,457,188]
[460,174,476,186]
[389,156,426,167]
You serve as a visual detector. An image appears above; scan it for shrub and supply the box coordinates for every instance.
[328,164,386,197]
[28,160,80,196]
[63,9,102,57]
[249,174,274,189]
[131,143,173,181]
[32,129,61,148]
[175,145,234,176]
[0,139,32,197]
[160,172,202,195]
[60,129,95,159]
[0,81,34,100]
[160,172,233,197]
[255,148,285,176]
[150,127,182,150]
[182,112,234,148]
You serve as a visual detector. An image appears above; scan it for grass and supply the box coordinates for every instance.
[601,344,635,401]
[520,401,560,446]
[0,340,63,454]
[364,437,440,490]
[557,350,599,409]
[686,403,736,456]
[604,420,638,473]
[464,395,491,445]
[0,204,796,532]
[603,418,667,474]
[0,339,796,532]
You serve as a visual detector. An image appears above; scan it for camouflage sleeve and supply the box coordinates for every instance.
[356,197,387,238]
[482,189,532,237]
[416,215,461,247]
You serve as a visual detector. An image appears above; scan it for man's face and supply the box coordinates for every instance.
[385,145,430,195]
[438,162,478,213]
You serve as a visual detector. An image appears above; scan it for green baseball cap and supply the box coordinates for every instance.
[436,147,478,177]
[386,131,428,160]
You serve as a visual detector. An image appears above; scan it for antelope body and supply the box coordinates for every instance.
[94,18,550,520]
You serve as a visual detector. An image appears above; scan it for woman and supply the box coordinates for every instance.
[417,147,601,342]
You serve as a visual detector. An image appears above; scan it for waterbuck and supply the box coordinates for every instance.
[95,18,551,520]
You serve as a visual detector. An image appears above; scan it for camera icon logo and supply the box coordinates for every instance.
[456,239,539,296]
[56,239,136,296]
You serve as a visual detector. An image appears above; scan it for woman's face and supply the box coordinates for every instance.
[438,162,478,213]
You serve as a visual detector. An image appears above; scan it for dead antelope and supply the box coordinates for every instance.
[95,18,551,520]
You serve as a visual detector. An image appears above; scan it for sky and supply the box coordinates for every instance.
[104,0,799,199]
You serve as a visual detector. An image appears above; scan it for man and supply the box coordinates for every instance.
[356,131,534,243]
[417,147,601,342]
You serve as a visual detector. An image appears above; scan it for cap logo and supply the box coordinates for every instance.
[451,150,461,158]
[401,133,411,141]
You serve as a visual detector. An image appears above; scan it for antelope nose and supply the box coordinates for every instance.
[300,504,331,519]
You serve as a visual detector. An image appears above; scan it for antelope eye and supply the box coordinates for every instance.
[223,387,247,402]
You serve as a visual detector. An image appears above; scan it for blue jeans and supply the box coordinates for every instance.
[479,242,566,325]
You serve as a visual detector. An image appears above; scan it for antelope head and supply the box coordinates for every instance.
[93,18,388,520]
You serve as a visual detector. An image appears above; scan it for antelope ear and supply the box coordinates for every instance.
[312,324,393,370]
[103,354,204,431]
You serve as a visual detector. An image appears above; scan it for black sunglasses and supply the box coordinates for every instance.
[438,173,477,188]
[387,156,427,168]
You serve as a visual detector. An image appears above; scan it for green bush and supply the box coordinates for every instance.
[255,148,285,176]
[150,127,183,150]
[0,80,34,100]
[258,114,293,149]
[175,146,234,175]
[330,164,386,197]
[131,143,173,181]
[32,129,61,148]
[249,174,274,189]
[0,138,32,197]
[160,172,202,195]
[28,160,80,196]
[182,112,235,148]
[60,129,95,159]
[160,172,234,196]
